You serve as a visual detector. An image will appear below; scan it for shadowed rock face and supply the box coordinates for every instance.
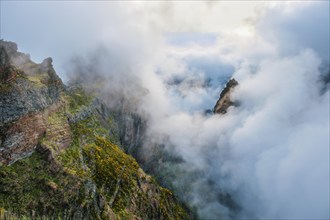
[213,78,239,114]
[0,40,67,165]
[0,41,64,126]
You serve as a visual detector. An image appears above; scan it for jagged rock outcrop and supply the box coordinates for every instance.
[0,40,190,219]
[0,41,63,126]
[213,78,239,114]
[0,40,67,165]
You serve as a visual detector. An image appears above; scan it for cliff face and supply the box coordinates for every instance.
[213,78,239,114]
[0,41,65,165]
[0,40,190,219]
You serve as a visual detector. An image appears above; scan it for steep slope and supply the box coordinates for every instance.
[0,40,190,219]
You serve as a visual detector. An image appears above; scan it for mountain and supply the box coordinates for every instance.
[0,40,190,219]
[213,78,239,114]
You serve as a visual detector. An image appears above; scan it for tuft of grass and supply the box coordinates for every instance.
[26,74,48,88]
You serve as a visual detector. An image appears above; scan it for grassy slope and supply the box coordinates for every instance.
[0,86,190,219]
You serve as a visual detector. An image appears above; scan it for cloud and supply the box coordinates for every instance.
[256,1,330,62]
[141,49,329,219]
[135,2,330,219]
[228,50,329,218]
[165,32,217,47]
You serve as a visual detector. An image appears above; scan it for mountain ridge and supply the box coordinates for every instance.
[0,40,191,219]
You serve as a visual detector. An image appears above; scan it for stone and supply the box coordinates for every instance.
[213,78,239,114]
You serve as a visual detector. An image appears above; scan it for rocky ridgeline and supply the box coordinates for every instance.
[0,41,63,126]
[0,40,190,219]
[213,78,239,114]
[0,40,66,165]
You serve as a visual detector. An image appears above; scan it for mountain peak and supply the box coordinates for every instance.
[213,78,239,114]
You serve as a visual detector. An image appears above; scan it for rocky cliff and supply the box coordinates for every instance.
[0,41,65,165]
[213,78,239,114]
[0,40,190,219]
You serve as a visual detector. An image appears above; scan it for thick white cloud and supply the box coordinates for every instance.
[143,49,329,219]
[136,2,329,218]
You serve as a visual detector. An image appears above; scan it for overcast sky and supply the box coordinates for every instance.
[1,1,274,78]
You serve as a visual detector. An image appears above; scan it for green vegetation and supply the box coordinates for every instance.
[26,73,48,88]
[64,86,94,114]
[0,85,190,219]
[83,136,140,212]
[0,150,85,218]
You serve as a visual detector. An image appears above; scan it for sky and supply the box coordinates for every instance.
[1,1,265,80]
[1,1,329,219]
